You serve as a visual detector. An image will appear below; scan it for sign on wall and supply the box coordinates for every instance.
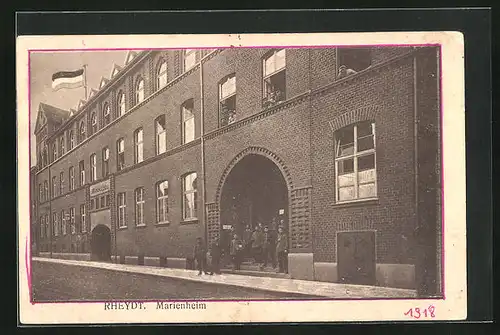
[90,179,110,197]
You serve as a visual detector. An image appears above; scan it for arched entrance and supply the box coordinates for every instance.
[90,224,111,261]
[219,154,289,265]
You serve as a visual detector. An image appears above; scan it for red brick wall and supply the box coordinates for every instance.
[310,57,417,264]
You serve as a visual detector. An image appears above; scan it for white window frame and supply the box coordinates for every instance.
[90,112,97,134]
[59,172,64,195]
[70,207,75,235]
[134,128,144,164]
[69,130,75,150]
[52,143,57,161]
[80,204,86,233]
[118,91,126,116]
[90,154,97,182]
[79,161,85,186]
[52,176,57,198]
[184,49,196,71]
[219,74,237,126]
[61,210,67,235]
[69,166,75,191]
[52,212,58,237]
[135,77,144,104]
[135,187,145,226]
[103,103,111,125]
[182,172,197,221]
[59,137,65,155]
[334,121,378,203]
[263,49,286,100]
[156,180,169,224]
[157,60,168,90]
[117,192,127,228]
[117,138,125,171]
[182,102,195,144]
[79,121,86,143]
[155,115,167,155]
[102,147,109,177]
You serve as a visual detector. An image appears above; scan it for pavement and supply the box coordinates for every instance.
[32,257,417,299]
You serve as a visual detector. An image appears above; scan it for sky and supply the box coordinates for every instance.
[29,50,128,167]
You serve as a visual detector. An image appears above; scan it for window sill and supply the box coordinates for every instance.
[332,198,379,208]
[135,224,147,229]
[155,222,170,227]
[180,219,199,225]
[117,226,128,231]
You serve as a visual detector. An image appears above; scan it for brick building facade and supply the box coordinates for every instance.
[33,46,441,294]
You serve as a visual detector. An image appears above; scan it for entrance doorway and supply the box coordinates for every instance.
[220,154,289,269]
[90,224,111,261]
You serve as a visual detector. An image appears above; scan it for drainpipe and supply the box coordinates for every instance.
[48,164,52,258]
[200,54,207,247]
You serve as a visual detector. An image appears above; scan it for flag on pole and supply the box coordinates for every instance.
[52,68,85,91]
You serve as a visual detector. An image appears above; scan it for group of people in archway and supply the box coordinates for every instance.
[193,221,289,276]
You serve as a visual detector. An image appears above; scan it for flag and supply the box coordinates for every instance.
[52,69,85,91]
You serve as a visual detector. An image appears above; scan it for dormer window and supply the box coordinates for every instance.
[263,49,286,108]
[219,74,236,127]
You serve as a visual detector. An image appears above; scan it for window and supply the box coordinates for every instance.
[59,137,65,155]
[155,115,167,155]
[103,103,111,126]
[102,147,110,177]
[263,49,286,107]
[156,180,169,224]
[52,176,57,198]
[135,188,145,226]
[78,120,86,143]
[334,121,377,202]
[184,49,196,71]
[70,207,75,234]
[117,192,126,228]
[117,138,125,171]
[38,183,43,203]
[59,172,64,195]
[44,180,48,201]
[79,160,85,186]
[42,146,48,166]
[182,100,195,144]
[61,210,67,235]
[52,143,58,161]
[135,77,144,104]
[90,112,97,134]
[68,130,75,150]
[52,212,58,237]
[69,166,75,191]
[134,128,144,164]
[80,204,86,233]
[118,91,126,116]
[90,154,97,182]
[157,60,168,90]
[337,48,372,79]
[219,74,237,126]
[40,216,45,238]
[182,172,197,220]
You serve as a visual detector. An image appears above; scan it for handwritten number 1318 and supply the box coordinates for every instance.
[404,305,435,319]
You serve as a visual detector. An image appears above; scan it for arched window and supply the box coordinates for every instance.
[79,120,86,143]
[52,143,58,162]
[59,137,65,155]
[103,103,111,126]
[118,91,126,116]
[135,77,144,104]
[182,172,197,220]
[181,99,195,144]
[156,180,169,224]
[262,49,286,107]
[68,130,75,150]
[42,147,48,166]
[157,60,168,90]
[334,121,377,202]
[90,112,97,134]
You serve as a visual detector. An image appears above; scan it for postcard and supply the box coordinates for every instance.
[17,32,466,324]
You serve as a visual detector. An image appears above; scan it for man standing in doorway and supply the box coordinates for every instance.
[252,223,264,265]
[276,224,289,274]
[193,237,208,275]
[243,224,253,261]
[261,225,276,270]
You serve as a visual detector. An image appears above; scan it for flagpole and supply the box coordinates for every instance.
[83,64,88,100]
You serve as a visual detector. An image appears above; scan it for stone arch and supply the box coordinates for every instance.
[328,105,381,132]
[214,146,294,204]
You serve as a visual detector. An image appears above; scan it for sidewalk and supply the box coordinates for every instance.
[32,257,417,299]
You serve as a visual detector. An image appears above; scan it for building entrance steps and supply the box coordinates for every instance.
[32,257,417,299]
